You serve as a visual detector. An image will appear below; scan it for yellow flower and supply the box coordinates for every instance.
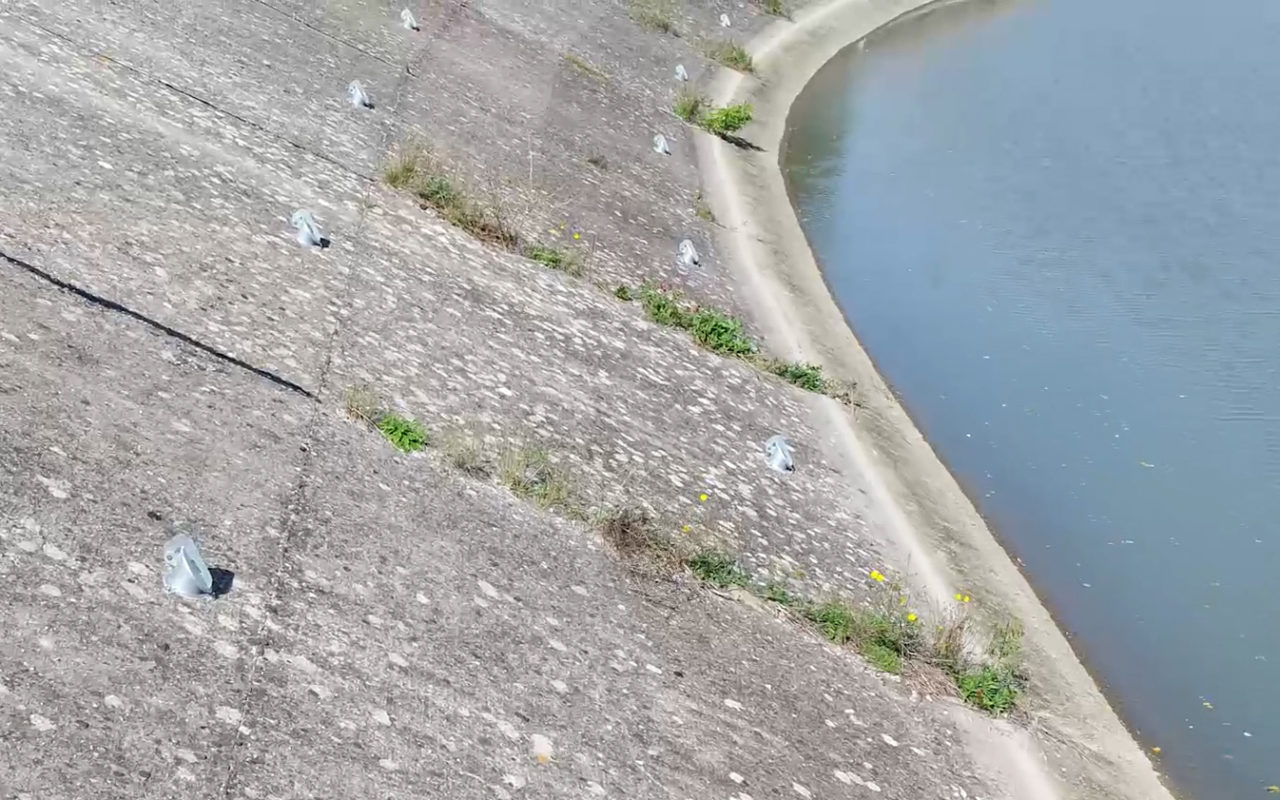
[906,612,918,622]
[954,593,963,601]
[1150,746,1161,755]
[869,570,885,582]
[962,595,971,603]
[699,492,708,502]
[682,524,691,532]
[573,232,581,240]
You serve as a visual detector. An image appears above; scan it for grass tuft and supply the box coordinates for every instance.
[673,90,705,123]
[383,144,518,249]
[562,53,609,82]
[762,0,786,16]
[499,447,573,510]
[802,599,923,675]
[629,0,678,34]
[344,385,381,423]
[524,243,585,277]
[377,413,428,453]
[585,154,608,170]
[638,283,757,356]
[598,506,684,575]
[613,284,634,302]
[686,551,750,588]
[441,431,490,476]
[709,40,754,72]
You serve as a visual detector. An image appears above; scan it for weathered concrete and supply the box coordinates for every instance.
[0,0,1163,797]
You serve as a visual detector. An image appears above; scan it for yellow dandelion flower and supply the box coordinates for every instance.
[906,612,918,622]
[699,492,708,502]
[869,570,885,582]
[573,232,581,240]
[682,524,691,532]
[962,595,971,603]
[954,593,963,601]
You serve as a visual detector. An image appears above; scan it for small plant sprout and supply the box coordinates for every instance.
[346,80,374,109]
[677,238,699,268]
[764,0,786,15]
[764,435,795,473]
[400,8,420,30]
[675,63,689,81]
[653,134,671,155]
[290,209,329,249]
[720,13,731,27]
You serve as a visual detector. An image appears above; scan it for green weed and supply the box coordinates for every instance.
[709,41,754,72]
[377,413,428,453]
[686,551,749,588]
[957,666,1023,714]
[524,243,585,277]
[701,103,753,136]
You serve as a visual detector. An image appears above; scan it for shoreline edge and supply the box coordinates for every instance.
[695,1,1178,797]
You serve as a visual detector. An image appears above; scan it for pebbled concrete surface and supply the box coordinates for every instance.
[0,0,1083,797]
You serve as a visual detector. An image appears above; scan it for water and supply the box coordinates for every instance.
[782,1,1280,796]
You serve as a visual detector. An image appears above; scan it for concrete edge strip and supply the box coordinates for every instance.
[0,247,317,401]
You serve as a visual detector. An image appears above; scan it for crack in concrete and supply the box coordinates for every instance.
[0,247,317,400]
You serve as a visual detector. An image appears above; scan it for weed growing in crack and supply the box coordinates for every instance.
[708,40,754,72]
[441,430,490,476]
[701,103,753,136]
[686,550,749,588]
[562,53,609,82]
[377,413,428,453]
[383,143,519,249]
[499,447,573,510]
[629,0,678,34]
[673,90,705,123]
[524,243,586,277]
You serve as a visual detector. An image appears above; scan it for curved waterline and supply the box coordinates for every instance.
[696,0,1177,797]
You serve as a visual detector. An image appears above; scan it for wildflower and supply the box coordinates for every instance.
[681,524,691,532]
[699,492,708,502]
[955,593,963,601]
[869,569,885,582]
[573,232,581,240]
[1151,746,1161,755]
[962,595,971,603]
[906,612,918,622]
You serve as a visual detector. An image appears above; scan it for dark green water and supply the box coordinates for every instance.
[783,1,1280,797]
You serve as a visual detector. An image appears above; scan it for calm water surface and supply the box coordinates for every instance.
[784,0,1280,796]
